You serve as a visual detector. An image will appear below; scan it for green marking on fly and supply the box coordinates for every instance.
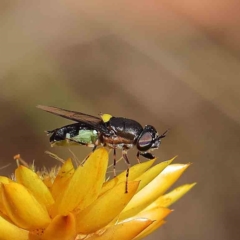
[70,130,98,144]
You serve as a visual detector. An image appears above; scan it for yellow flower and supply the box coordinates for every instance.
[0,148,195,240]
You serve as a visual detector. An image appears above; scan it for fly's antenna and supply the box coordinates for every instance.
[158,129,169,140]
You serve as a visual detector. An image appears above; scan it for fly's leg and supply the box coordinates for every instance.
[122,150,131,193]
[136,151,141,164]
[113,148,117,177]
[92,144,97,152]
[139,152,155,160]
[64,137,99,165]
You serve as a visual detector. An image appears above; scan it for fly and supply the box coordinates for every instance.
[37,105,168,193]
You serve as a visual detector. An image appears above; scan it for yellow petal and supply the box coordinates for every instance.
[133,206,171,221]
[0,177,12,215]
[51,158,75,200]
[76,181,140,234]
[41,213,76,240]
[2,182,51,230]
[146,183,196,209]
[100,159,155,195]
[15,166,54,207]
[135,157,175,192]
[120,163,190,220]
[54,148,108,216]
[0,216,29,240]
[132,207,171,239]
[134,220,165,240]
[0,176,12,183]
[86,218,153,240]
[42,176,53,188]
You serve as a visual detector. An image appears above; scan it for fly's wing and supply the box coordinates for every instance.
[37,105,102,128]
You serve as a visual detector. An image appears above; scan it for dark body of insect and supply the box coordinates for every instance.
[37,105,167,192]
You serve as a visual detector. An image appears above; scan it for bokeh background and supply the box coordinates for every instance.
[1,1,240,239]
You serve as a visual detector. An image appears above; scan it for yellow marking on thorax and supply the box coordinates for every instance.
[100,113,112,123]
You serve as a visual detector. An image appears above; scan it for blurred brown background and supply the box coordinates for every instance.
[1,1,240,239]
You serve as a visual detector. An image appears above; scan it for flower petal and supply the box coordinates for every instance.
[0,177,12,215]
[0,176,12,183]
[2,182,51,230]
[100,159,155,195]
[41,213,76,240]
[146,183,196,209]
[132,207,171,239]
[42,176,53,188]
[76,181,140,234]
[134,220,165,240]
[51,158,75,200]
[135,157,175,192]
[0,216,29,240]
[120,163,190,220]
[86,218,153,240]
[133,206,171,221]
[15,166,54,207]
[53,148,108,216]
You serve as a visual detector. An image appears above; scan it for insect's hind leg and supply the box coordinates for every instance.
[81,144,97,165]
[122,149,131,193]
[65,138,98,165]
[113,148,117,177]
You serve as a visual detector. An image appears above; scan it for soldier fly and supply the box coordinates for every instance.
[37,105,168,193]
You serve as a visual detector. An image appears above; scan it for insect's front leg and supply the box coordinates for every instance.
[136,151,141,163]
[139,152,155,160]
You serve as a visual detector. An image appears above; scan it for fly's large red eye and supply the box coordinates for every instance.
[138,132,153,149]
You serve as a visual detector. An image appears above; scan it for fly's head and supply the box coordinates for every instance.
[136,125,168,159]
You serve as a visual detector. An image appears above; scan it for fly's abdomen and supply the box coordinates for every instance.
[70,129,98,145]
[48,123,98,147]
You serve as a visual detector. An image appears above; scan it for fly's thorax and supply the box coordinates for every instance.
[97,117,143,150]
[107,117,143,141]
[105,142,134,150]
[99,131,135,147]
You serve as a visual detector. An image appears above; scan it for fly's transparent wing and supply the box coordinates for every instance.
[37,105,102,127]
